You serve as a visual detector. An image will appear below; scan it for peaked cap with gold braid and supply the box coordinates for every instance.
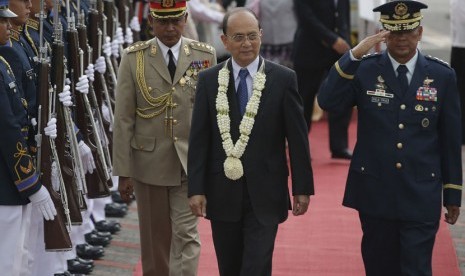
[149,0,190,19]
[373,0,428,32]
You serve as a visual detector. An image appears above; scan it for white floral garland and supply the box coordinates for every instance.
[216,60,266,180]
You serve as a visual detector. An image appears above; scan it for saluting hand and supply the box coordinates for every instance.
[445,205,460,225]
[189,195,207,217]
[292,195,310,216]
[351,30,390,59]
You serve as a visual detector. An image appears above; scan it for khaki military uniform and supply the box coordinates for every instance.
[113,36,216,276]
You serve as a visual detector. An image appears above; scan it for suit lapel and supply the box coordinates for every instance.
[226,60,242,141]
[173,38,191,84]
[255,58,271,120]
[147,38,172,84]
[409,53,429,97]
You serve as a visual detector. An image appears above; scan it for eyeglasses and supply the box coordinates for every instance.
[154,16,185,26]
[227,32,261,43]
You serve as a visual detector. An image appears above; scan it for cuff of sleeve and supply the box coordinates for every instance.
[335,52,360,80]
[443,184,462,207]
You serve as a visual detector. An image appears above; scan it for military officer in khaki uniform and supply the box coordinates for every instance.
[112,0,216,275]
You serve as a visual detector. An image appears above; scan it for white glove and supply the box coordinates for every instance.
[101,103,111,124]
[85,63,95,82]
[51,161,59,192]
[78,140,96,174]
[95,56,106,74]
[125,27,133,44]
[129,16,141,32]
[29,186,57,221]
[75,76,89,94]
[44,118,57,139]
[103,36,112,57]
[58,85,73,107]
[111,38,120,58]
[116,27,124,45]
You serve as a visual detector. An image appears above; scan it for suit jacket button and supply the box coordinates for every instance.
[400,104,406,110]
[396,163,402,169]
[397,143,403,149]
[398,123,405,129]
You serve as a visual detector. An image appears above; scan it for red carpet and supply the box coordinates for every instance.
[134,115,460,275]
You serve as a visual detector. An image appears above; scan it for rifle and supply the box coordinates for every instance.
[89,0,116,160]
[36,0,72,251]
[51,0,83,224]
[73,2,112,194]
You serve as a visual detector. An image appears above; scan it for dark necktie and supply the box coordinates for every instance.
[397,65,409,94]
[168,49,176,81]
[237,68,249,116]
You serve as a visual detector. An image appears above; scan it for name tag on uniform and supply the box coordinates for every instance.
[367,89,394,98]
[371,96,390,104]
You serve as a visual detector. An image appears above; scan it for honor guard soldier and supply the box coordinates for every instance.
[318,1,462,275]
[0,2,57,275]
[112,0,216,274]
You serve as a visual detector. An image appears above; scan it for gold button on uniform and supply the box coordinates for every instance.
[361,167,365,172]
[398,123,404,129]
[139,145,144,149]
[173,119,178,125]
[173,137,178,142]
[397,143,403,149]
[400,104,406,110]
[431,173,435,177]
[396,163,402,169]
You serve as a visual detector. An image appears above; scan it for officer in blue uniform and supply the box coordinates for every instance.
[0,1,57,274]
[318,1,462,275]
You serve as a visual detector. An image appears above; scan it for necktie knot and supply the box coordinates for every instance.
[397,64,408,75]
[239,68,249,80]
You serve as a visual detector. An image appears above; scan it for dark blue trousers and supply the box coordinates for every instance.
[359,213,439,276]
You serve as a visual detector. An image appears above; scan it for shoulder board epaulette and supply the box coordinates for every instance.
[189,42,215,54]
[425,55,451,68]
[126,41,151,53]
[361,52,381,60]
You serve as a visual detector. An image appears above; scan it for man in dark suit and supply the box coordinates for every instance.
[318,1,462,275]
[293,0,353,159]
[188,7,314,276]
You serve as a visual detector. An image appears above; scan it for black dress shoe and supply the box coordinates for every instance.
[111,190,127,204]
[74,257,94,267]
[54,271,71,276]
[105,202,128,217]
[95,219,121,234]
[67,258,93,274]
[331,149,353,160]
[76,243,105,260]
[89,229,113,240]
[85,231,111,247]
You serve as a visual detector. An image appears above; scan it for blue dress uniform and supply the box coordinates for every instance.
[0,46,42,275]
[8,27,38,124]
[0,47,41,204]
[318,1,462,275]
